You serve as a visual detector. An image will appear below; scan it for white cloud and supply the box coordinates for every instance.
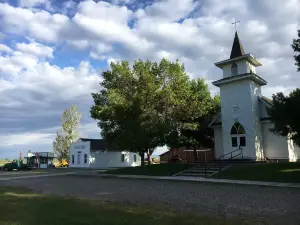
[77,0,133,23]
[66,40,89,50]
[0,132,52,146]
[15,42,54,58]
[0,3,69,42]
[0,44,12,53]
[136,0,198,22]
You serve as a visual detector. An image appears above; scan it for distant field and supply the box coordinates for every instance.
[0,160,10,166]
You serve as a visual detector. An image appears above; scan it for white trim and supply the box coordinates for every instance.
[212,73,267,87]
[214,54,262,68]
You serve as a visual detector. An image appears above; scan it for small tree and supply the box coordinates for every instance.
[268,89,300,146]
[53,105,82,162]
[292,29,300,71]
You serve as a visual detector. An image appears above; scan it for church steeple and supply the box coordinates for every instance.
[230,31,245,59]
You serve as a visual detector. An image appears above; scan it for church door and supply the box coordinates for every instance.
[230,122,246,151]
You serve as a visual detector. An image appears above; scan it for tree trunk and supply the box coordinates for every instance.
[193,146,198,162]
[146,148,154,165]
[147,153,152,165]
[139,152,145,166]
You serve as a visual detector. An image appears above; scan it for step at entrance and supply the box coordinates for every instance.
[174,164,230,178]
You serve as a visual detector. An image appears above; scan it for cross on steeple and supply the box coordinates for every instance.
[231,19,240,31]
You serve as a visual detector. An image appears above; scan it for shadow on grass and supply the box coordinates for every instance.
[105,163,194,176]
[0,187,267,225]
[214,163,300,183]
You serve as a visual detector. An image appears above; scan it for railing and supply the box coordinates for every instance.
[218,147,243,161]
[190,147,243,178]
[217,146,243,174]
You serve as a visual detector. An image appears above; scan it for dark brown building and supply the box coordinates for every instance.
[159,147,215,163]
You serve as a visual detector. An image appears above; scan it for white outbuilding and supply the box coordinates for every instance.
[69,138,141,169]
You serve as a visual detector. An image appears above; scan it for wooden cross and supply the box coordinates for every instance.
[232,19,240,31]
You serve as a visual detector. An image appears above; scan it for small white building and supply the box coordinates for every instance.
[25,151,55,168]
[209,31,300,162]
[69,138,141,168]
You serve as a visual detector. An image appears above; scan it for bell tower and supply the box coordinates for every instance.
[212,31,267,160]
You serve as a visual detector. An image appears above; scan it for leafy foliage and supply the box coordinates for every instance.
[166,84,220,160]
[91,59,218,163]
[53,105,82,162]
[267,89,300,146]
[292,29,300,71]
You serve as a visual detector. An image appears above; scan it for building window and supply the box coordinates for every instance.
[84,154,88,164]
[121,154,125,162]
[134,154,137,162]
[231,63,238,76]
[77,153,80,164]
[231,137,238,147]
[240,136,246,147]
[72,155,75,164]
[40,158,47,164]
[230,122,246,148]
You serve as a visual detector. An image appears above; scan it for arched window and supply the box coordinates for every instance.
[230,122,246,148]
[230,122,245,135]
[231,63,238,76]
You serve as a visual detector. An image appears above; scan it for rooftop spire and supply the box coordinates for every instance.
[230,31,245,59]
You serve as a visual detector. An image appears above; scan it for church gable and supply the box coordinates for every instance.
[258,96,273,121]
[209,113,221,127]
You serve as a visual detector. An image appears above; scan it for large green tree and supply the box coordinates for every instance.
[292,29,300,71]
[267,30,300,146]
[268,89,300,146]
[166,81,220,161]
[53,105,82,162]
[90,59,201,165]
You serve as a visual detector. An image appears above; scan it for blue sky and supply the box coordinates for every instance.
[0,0,299,159]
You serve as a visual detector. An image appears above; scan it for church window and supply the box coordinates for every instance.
[230,122,246,148]
[231,63,238,76]
[84,154,88,164]
[240,136,246,147]
[230,122,245,135]
[231,137,238,147]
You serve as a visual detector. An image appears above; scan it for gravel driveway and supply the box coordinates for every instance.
[1,175,300,223]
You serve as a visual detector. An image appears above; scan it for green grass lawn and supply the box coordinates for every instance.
[105,163,194,176]
[0,187,283,225]
[214,162,300,183]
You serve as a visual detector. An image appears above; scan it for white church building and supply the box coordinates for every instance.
[209,32,300,162]
[69,138,141,168]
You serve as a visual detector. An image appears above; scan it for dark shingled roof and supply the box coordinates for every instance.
[79,138,121,151]
[230,31,245,59]
[262,96,273,105]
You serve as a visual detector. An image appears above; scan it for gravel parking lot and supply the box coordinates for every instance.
[1,175,300,223]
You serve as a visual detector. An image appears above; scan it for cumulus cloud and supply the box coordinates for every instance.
[0,44,12,53]
[136,0,198,22]
[15,42,54,58]
[0,3,69,42]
